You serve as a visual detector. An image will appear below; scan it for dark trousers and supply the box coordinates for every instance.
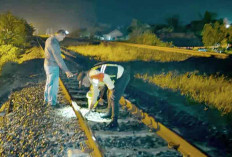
[107,70,130,120]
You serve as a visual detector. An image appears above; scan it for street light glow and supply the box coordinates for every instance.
[65,30,69,35]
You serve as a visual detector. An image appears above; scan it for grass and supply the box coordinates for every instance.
[67,43,193,62]
[0,46,44,75]
[135,72,232,114]
[67,41,229,63]
[116,42,228,59]
[38,35,50,38]
[18,46,44,63]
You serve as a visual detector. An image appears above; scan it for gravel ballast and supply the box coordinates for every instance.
[0,83,89,157]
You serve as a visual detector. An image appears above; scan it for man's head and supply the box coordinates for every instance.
[77,71,91,88]
[55,29,69,41]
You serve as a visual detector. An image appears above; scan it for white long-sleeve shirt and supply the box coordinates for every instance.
[88,65,124,105]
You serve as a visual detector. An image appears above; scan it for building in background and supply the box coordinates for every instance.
[102,29,125,41]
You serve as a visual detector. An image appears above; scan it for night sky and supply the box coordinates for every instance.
[0,0,231,33]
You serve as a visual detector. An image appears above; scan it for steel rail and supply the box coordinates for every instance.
[59,78,103,157]
[119,97,208,157]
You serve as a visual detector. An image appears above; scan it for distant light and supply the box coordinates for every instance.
[226,24,230,28]
[65,30,69,35]
[107,36,111,40]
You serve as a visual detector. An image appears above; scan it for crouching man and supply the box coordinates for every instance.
[77,63,130,129]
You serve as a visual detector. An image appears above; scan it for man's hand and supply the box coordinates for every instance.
[98,98,104,106]
[108,89,115,100]
[89,103,95,110]
[65,71,73,78]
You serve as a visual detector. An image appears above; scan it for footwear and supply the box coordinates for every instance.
[101,113,111,119]
[42,101,48,107]
[50,103,61,109]
[106,120,118,130]
[51,105,59,109]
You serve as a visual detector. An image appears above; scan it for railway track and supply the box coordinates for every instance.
[59,72,182,157]
[59,68,208,157]
[36,37,208,156]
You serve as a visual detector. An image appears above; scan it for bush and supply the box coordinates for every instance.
[0,45,44,74]
[0,12,34,47]
[0,44,22,72]
[128,32,173,47]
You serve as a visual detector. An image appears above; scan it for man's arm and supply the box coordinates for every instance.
[49,42,69,72]
[90,83,100,109]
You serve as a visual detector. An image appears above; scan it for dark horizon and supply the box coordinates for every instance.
[0,0,231,34]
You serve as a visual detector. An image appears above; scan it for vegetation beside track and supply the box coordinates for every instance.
[67,41,232,114]
[136,72,232,114]
[67,42,228,64]
[67,43,192,62]
[0,46,44,74]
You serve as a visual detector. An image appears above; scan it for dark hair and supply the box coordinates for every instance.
[56,29,67,35]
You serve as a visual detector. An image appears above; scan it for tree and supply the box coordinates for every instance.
[128,31,172,47]
[188,11,222,37]
[127,19,172,46]
[202,24,214,46]
[127,19,150,37]
[202,22,226,47]
[0,12,34,47]
[202,11,218,24]
[166,15,180,31]
[225,26,232,44]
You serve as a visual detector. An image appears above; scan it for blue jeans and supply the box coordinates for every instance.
[44,65,59,106]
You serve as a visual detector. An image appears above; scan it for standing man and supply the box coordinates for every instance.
[44,29,73,107]
[78,63,130,129]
